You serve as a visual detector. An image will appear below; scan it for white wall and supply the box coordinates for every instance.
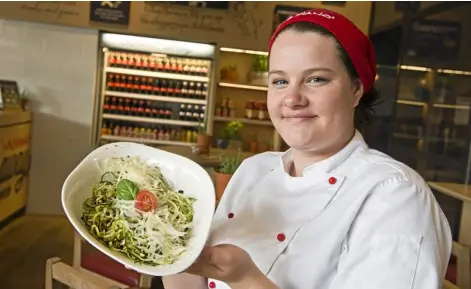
[0,20,98,215]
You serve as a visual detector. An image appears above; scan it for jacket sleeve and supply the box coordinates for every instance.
[328,178,452,289]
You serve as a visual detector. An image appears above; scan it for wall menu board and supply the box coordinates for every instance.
[89,1,131,25]
[0,80,21,110]
[395,1,420,12]
[406,19,461,63]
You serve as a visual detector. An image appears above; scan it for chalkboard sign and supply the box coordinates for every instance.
[406,19,461,63]
[89,1,130,25]
[395,1,420,12]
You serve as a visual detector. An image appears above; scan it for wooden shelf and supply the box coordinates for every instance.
[102,114,199,127]
[105,90,206,105]
[106,67,209,82]
[219,82,267,91]
[101,135,194,147]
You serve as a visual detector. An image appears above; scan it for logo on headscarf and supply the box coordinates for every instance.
[287,10,335,22]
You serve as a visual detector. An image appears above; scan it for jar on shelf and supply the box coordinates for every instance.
[245,100,255,119]
[258,101,268,120]
[227,100,236,118]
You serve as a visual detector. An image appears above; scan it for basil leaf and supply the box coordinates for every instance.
[116,179,138,200]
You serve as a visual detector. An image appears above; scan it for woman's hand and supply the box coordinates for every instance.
[186,244,278,289]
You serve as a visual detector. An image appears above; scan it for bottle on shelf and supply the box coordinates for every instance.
[101,119,197,144]
[227,100,236,118]
[103,96,111,113]
[178,103,205,121]
[188,82,196,98]
[257,101,269,121]
[101,121,110,135]
[105,76,205,99]
[215,98,234,118]
[108,50,211,77]
[179,104,186,120]
[245,100,255,119]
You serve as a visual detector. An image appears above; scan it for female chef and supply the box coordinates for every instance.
[159,8,452,289]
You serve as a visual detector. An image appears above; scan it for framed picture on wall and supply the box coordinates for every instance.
[0,80,20,110]
[89,1,131,25]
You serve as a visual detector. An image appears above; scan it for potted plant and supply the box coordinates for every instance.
[259,141,270,153]
[220,65,239,82]
[248,55,268,86]
[20,88,29,111]
[224,121,244,150]
[196,121,211,154]
[214,152,242,202]
[248,133,258,153]
[215,130,228,149]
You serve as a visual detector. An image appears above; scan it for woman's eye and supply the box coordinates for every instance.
[307,77,327,83]
[272,79,288,86]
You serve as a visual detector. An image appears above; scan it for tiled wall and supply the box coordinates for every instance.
[0,19,99,215]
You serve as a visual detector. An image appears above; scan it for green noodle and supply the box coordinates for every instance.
[81,160,196,266]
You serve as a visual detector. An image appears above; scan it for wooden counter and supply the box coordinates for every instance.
[429,182,471,203]
[429,182,471,247]
[157,145,256,168]
[0,110,31,225]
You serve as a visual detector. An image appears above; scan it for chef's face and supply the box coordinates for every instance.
[268,30,363,153]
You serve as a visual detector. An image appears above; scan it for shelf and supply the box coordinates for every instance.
[396,100,427,107]
[220,47,268,56]
[214,116,272,126]
[102,114,200,127]
[105,91,206,105]
[396,99,470,110]
[105,67,209,82]
[219,82,268,91]
[101,135,195,147]
[393,133,422,140]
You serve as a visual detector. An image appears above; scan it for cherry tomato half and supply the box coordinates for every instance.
[134,190,158,212]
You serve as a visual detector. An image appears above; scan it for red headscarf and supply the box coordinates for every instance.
[268,8,376,93]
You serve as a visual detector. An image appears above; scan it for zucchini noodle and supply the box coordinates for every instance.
[81,156,196,266]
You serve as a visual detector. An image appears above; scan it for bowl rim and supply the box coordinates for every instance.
[61,142,216,276]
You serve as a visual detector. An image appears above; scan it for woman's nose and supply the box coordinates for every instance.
[282,87,307,108]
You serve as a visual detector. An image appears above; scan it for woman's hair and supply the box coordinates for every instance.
[273,21,380,131]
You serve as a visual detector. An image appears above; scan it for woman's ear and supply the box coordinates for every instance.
[352,79,364,107]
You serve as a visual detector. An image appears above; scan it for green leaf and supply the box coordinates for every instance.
[116,179,138,200]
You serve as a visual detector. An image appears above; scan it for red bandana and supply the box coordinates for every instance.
[268,8,376,93]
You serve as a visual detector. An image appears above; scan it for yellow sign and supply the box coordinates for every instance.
[0,122,31,223]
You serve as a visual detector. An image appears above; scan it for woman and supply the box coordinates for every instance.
[161,8,452,289]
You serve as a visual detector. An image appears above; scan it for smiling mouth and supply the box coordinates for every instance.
[282,115,317,122]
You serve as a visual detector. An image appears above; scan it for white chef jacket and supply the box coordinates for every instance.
[208,131,452,289]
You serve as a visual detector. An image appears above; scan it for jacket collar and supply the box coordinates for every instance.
[280,130,368,177]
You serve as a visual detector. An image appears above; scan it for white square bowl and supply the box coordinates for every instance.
[61,142,215,276]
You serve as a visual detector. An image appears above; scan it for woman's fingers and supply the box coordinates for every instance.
[185,246,229,278]
[205,244,235,266]
[186,259,220,278]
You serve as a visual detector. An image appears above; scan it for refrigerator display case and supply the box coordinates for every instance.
[92,32,217,148]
